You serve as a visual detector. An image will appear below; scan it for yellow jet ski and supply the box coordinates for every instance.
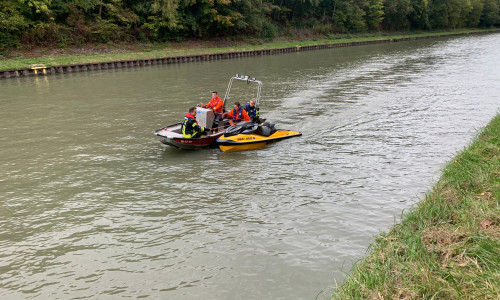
[216,122,301,152]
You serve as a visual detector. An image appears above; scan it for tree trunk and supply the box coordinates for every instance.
[98,0,103,19]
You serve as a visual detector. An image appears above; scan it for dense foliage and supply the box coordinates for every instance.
[1,0,499,49]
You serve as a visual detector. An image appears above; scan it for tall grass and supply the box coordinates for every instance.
[332,114,500,299]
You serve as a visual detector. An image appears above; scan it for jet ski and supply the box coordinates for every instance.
[216,121,302,152]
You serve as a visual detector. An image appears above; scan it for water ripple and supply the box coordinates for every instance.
[1,33,499,299]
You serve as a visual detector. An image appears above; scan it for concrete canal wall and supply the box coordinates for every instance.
[1,30,498,79]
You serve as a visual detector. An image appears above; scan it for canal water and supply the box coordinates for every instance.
[1,33,499,299]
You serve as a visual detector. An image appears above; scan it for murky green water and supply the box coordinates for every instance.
[1,33,499,299]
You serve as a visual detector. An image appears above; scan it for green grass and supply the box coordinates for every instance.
[331,114,500,299]
[1,28,499,71]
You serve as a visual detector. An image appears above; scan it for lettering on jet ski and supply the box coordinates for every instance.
[237,137,256,141]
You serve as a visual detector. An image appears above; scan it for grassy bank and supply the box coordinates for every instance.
[331,114,500,299]
[1,28,499,72]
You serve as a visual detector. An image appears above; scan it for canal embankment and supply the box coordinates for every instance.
[331,113,500,299]
[1,28,499,79]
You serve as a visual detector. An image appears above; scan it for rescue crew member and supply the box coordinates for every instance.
[199,91,224,116]
[200,91,224,128]
[245,99,261,123]
[181,107,207,138]
[222,102,251,125]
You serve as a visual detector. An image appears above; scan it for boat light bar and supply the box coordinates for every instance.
[234,74,257,81]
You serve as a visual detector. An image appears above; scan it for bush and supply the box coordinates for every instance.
[137,31,147,42]
[313,22,333,35]
[91,21,123,43]
[0,31,21,50]
[142,16,182,42]
[0,2,28,50]
[261,21,278,41]
[21,23,72,49]
[327,34,343,40]
[65,4,92,44]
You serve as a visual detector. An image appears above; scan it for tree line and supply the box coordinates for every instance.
[1,0,499,50]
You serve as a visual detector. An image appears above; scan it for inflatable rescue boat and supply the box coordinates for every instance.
[216,122,301,152]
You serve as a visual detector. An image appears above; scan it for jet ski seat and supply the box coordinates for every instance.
[225,122,257,137]
[255,122,277,137]
[224,121,277,137]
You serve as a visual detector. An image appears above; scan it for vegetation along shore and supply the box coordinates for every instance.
[1,29,499,75]
[331,113,500,299]
[1,0,500,72]
[1,0,500,52]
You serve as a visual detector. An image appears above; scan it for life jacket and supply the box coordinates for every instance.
[245,104,257,119]
[181,113,204,138]
[232,107,243,122]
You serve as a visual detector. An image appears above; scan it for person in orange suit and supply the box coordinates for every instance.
[200,91,224,128]
[200,91,224,116]
[223,102,251,125]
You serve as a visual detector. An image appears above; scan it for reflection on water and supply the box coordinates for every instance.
[1,33,499,299]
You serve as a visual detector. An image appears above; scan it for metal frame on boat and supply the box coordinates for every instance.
[223,74,262,110]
